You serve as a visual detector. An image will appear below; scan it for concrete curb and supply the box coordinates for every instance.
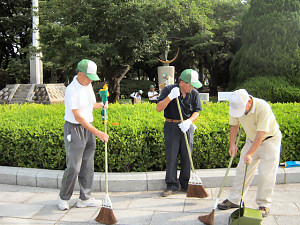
[1,166,299,192]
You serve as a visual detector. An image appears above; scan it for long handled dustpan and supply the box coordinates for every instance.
[176,97,209,198]
[95,91,117,225]
[229,162,263,225]
[198,128,242,225]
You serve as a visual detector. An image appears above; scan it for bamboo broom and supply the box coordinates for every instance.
[95,89,117,225]
[198,128,242,225]
[176,97,209,198]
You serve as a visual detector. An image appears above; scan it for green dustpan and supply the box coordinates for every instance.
[229,162,263,225]
[229,203,263,225]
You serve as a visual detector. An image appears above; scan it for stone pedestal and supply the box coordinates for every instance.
[157,66,175,92]
[0,84,66,104]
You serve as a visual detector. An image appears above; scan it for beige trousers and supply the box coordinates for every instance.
[228,131,282,208]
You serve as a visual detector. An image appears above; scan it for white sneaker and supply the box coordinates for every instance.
[76,198,100,208]
[58,195,69,211]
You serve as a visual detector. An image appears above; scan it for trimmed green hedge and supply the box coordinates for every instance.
[0,102,299,172]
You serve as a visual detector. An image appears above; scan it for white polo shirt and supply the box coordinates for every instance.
[229,97,280,142]
[148,91,158,100]
[64,75,96,124]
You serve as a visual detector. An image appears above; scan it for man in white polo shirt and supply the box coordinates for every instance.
[58,59,109,211]
[148,85,159,104]
[217,89,282,217]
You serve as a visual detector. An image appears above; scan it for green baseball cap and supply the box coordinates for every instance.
[77,59,100,81]
[150,85,155,88]
[180,69,202,88]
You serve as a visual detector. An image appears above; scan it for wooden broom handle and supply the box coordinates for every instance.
[216,128,242,199]
[104,108,108,195]
[176,97,196,173]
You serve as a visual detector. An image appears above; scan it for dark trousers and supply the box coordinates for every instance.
[164,121,194,191]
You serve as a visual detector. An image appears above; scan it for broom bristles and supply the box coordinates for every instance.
[186,184,209,198]
[95,207,117,225]
[198,209,215,225]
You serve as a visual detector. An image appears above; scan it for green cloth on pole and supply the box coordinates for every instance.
[99,89,108,122]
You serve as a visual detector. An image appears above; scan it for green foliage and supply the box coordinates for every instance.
[0,69,10,90]
[0,0,32,83]
[229,0,300,94]
[169,0,249,94]
[93,103,167,172]
[0,103,66,169]
[2,0,249,99]
[39,0,169,80]
[235,76,300,103]
[37,0,249,99]
[6,58,30,83]
[39,0,105,81]
[271,102,300,162]
[0,101,298,172]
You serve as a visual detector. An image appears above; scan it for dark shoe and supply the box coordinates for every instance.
[217,199,239,210]
[162,189,179,197]
[259,206,270,217]
[162,189,173,197]
[179,187,187,192]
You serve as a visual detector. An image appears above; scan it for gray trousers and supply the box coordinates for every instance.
[164,121,194,191]
[59,121,96,200]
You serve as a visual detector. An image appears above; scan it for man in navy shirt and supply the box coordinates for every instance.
[157,69,202,197]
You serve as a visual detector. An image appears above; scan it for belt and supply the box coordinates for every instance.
[165,118,181,123]
[249,135,274,143]
[263,136,273,142]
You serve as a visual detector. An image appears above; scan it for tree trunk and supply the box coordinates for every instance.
[105,64,130,103]
[198,61,204,84]
[209,66,218,96]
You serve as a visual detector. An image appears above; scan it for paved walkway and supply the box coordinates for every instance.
[0,183,299,225]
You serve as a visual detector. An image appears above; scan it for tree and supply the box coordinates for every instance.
[152,0,248,95]
[92,0,171,102]
[179,0,248,95]
[204,0,248,95]
[39,0,104,83]
[0,0,32,84]
[37,0,249,99]
[40,0,169,102]
[160,0,214,80]
[228,0,300,101]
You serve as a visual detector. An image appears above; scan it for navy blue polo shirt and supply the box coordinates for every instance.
[158,83,202,120]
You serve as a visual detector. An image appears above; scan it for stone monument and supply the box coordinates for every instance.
[157,42,179,92]
[0,0,65,105]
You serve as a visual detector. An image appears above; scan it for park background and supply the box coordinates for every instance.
[0,0,299,172]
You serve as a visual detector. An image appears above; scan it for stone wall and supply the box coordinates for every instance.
[0,84,66,104]
[0,85,16,104]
